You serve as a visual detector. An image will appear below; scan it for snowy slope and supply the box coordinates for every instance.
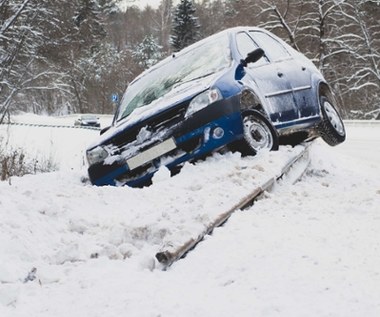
[0,117,379,317]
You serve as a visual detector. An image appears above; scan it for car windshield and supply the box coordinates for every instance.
[116,34,231,121]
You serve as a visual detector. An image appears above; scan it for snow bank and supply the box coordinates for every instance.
[0,116,379,317]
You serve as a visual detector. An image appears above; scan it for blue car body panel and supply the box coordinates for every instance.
[92,111,243,187]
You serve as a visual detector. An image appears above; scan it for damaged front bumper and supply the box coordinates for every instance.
[87,95,242,187]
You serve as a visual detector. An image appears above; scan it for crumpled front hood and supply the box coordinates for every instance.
[91,72,223,148]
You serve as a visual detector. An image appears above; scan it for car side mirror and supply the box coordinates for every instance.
[241,48,265,67]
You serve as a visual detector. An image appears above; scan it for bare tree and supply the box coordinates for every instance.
[196,0,227,37]
[0,0,68,122]
[345,2,380,88]
[157,0,173,53]
[331,0,380,118]
[257,0,302,51]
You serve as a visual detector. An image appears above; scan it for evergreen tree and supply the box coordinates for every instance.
[73,0,107,51]
[171,0,200,52]
[132,35,163,69]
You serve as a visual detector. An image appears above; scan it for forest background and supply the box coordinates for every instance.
[1,0,379,123]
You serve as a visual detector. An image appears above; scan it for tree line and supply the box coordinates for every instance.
[0,0,379,123]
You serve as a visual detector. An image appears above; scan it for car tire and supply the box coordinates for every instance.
[317,96,346,146]
[231,110,279,156]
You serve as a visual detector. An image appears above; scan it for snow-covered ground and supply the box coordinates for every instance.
[0,116,379,317]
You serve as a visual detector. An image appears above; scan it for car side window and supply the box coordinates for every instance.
[249,31,291,62]
[236,32,268,67]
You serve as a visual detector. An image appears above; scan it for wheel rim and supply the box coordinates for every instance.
[243,115,273,151]
[323,101,345,136]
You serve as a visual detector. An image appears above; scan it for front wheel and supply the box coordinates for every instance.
[317,96,346,146]
[230,110,279,156]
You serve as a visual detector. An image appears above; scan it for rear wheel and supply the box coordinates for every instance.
[317,96,346,146]
[231,110,279,156]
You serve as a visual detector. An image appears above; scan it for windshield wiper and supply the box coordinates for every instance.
[174,72,216,88]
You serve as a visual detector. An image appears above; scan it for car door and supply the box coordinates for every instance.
[235,31,298,124]
[249,30,316,118]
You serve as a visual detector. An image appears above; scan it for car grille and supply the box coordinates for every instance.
[114,140,202,186]
[110,103,188,154]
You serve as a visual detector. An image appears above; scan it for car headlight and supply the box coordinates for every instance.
[185,88,222,118]
[86,146,109,165]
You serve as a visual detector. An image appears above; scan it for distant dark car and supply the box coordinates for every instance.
[74,114,100,128]
[86,26,345,187]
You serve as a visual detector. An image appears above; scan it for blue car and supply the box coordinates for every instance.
[86,26,346,187]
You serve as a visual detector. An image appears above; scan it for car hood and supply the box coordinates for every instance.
[91,71,223,147]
